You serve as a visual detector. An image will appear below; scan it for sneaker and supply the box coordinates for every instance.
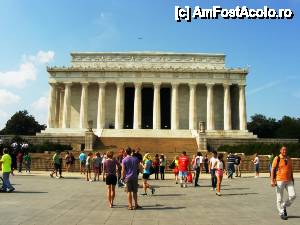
[216,192,221,196]
[8,187,15,192]
[280,214,288,220]
[283,207,287,217]
[151,188,155,195]
[210,188,215,191]
[195,184,200,187]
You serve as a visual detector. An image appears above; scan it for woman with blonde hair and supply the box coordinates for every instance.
[103,151,119,208]
[173,155,180,184]
[141,153,155,195]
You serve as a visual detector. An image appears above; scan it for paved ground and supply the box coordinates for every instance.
[0,172,299,225]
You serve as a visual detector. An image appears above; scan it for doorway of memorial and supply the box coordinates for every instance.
[141,88,153,129]
[160,87,171,129]
[123,87,134,129]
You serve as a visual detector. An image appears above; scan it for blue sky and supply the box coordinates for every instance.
[0,0,299,129]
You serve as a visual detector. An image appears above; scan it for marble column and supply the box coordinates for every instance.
[79,82,89,129]
[239,84,247,131]
[223,84,232,130]
[59,90,64,128]
[206,84,215,130]
[133,83,142,129]
[54,88,61,128]
[115,82,124,129]
[62,83,72,128]
[171,83,179,130]
[189,84,196,130]
[47,83,57,128]
[97,82,106,130]
[153,83,161,129]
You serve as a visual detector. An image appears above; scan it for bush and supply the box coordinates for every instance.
[29,141,73,153]
[218,143,300,158]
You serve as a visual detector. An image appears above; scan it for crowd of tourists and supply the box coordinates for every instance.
[0,140,297,220]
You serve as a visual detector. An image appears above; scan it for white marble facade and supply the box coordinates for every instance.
[45,52,251,138]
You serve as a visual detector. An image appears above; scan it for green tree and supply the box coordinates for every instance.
[275,116,300,139]
[247,114,279,138]
[0,110,46,135]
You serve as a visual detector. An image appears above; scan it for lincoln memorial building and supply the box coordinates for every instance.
[42,52,256,150]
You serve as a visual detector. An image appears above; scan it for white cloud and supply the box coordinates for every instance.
[28,50,55,64]
[0,50,54,89]
[0,89,20,105]
[31,96,48,111]
[248,80,281,95]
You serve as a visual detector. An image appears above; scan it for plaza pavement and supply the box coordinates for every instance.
[0,172,299,225]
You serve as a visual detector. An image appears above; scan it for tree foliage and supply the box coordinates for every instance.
[247,114,300,139]
[0,110,46,135]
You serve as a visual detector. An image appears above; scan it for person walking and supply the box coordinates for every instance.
[17,151,24,173]
[252,153,260,178]
[153,154,159,180]
[209,151,218,191]
[214,153,225,196]
[121,148,141,210]
[93,152,102,181]
[86,152,93,182]
[204,154,209,174]
[173,155,179,184]
[79,150,87,175]
[103,151,119,208]
[141,153,155,195]
[23,152,31,173]
[271,146,296,220]
[227,152,236,179]
[159,154,166,180]
[178,151,190,188]
[0,148,15,192]
[234,153,242,177]
[65,151,71,173]
[194,152,203,187]
[50,151,63,178]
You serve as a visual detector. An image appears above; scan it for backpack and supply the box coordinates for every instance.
[169,160,175,169]
[272,156,281,180]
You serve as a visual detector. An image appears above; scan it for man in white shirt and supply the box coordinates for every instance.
[194,152,203,187]
[209,151,218,191]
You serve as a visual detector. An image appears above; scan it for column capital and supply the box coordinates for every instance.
[238,84,246,88]
[188,83,197,89]
[116,82,124,87]
[49,82,57,87]
[223,83,231,88]
[63,82,73,87]
[171,83,179,88]
[153,82,161,88]
[97,82,106,88]
[134,82,142,88]
[81,82,89,87]
[206,83,215,88]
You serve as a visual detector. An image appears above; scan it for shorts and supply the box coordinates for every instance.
[54,163,61,170]
[179,171,188,177]
[80,160,86,166]
[142,173,150,180]
[216,169,223,176]
[86,165,91,173]
[255,164,259,173]
[125,179,138,193]
[106,174,117,186]
[93,166,100,173]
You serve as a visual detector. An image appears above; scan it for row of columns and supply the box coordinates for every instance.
[48,82,247,131]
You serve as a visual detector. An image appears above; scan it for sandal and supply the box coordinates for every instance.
[134,205,142,210]
[128,206,133,210]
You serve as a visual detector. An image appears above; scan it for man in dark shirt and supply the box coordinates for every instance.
[234,153,242,177]
[227,153,236,179]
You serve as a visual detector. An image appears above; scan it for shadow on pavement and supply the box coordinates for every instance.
[221,192,258,196]
[152,194,186,197]
[140,205,186,210]
[222,187,250,190]
[287,216,300,219]
[13,191,48,194]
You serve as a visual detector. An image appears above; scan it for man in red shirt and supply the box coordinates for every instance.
[178,151,190,188]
